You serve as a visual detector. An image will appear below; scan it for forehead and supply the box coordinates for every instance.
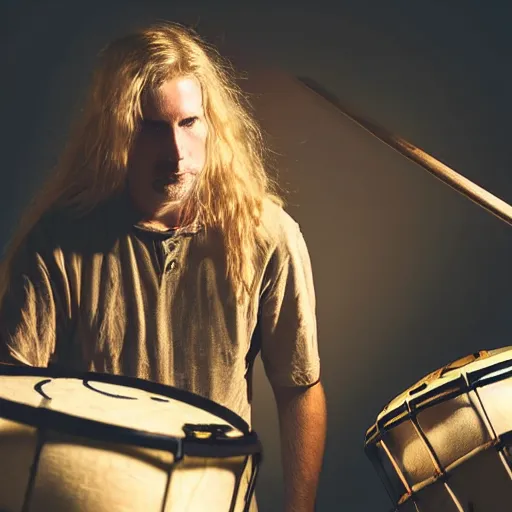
[142,76,204,119]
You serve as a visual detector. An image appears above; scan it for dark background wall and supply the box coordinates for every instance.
[3,1,512,511]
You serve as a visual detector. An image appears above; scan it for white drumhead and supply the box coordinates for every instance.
[379,346,512,424]
[0,375,244,438]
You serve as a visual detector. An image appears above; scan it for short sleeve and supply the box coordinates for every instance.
[0,222,69,367]
[258,215,320,388]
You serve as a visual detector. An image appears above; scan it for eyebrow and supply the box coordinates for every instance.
[143,114,196,121]
[141,113,201,123]
[141,118,168,124]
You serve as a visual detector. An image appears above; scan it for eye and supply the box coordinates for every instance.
[140,119,170,134]
[179,116,199,128]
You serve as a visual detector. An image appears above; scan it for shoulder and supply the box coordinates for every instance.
[31,209,89,253]
[256,199,316,306]
[259,198,305,248]
[257,198,312,268]
[35,199,133,255]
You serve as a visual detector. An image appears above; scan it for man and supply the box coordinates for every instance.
[0,23,326,511]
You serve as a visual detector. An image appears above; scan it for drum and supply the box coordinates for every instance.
[0,364,261,512]
[365,347,512,512]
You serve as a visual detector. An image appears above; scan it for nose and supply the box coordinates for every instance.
[164,127,185,163]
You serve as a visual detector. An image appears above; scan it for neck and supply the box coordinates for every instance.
[131,197,184,232]
[138,218,180,232]
[139,203,200,233]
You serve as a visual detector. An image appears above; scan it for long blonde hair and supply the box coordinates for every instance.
[1,22,282,300]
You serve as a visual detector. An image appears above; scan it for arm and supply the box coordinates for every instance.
[257,207,323,509]
[273,381,327,512]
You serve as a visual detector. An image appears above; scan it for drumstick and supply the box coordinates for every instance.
[298,77,512,228]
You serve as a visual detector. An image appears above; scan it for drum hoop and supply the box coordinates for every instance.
[364,360,512,447]
[0,364,250,433]
[0,395,261,459]
[0,365,263,459]
[500,428,512,446]
[468,360,512,387]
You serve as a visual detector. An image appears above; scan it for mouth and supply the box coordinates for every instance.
[152,171,195,194]
[152,175,177,193]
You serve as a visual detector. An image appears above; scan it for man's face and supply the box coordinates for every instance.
[127,76,208,222]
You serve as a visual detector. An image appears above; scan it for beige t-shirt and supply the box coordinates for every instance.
[0,194,320,425]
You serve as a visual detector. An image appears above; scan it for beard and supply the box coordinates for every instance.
[151,172,198,203]
[127,158,203,224]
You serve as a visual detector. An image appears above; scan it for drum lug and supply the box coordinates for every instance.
[182,423,235,440]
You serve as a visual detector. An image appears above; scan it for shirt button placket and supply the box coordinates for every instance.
[163,238,179,275]
[165,259,177,273]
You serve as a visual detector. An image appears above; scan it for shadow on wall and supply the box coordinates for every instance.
[242,69,512,512]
